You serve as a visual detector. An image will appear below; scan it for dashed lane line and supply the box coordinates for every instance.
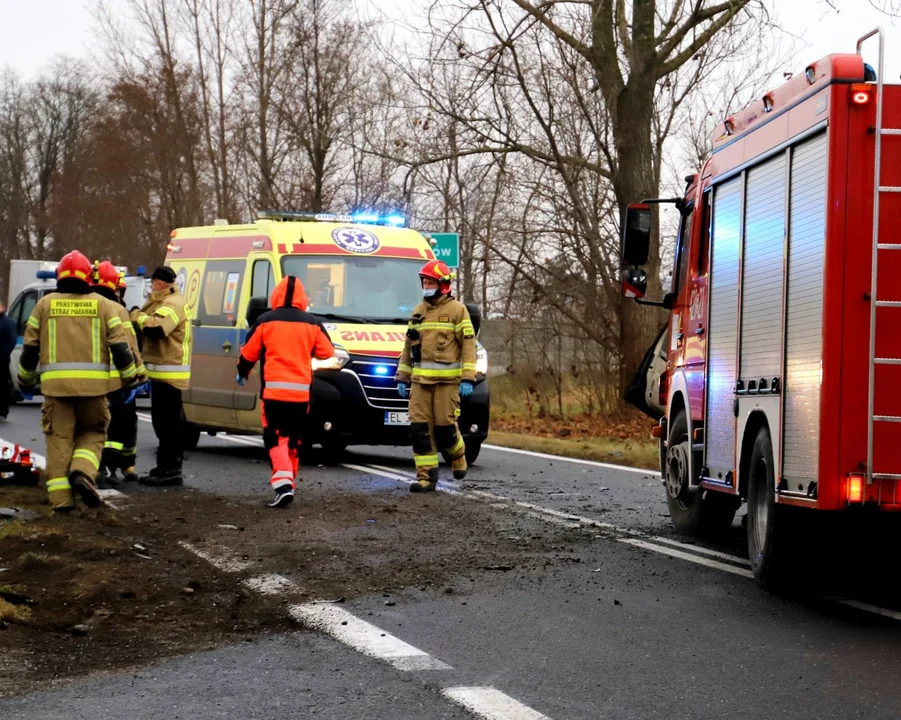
[289,603,453,671]
[442,686,553,720]
[243,573,294,596]
[178,541,252,573]
[482,442,656,476]
[619,538,755,579]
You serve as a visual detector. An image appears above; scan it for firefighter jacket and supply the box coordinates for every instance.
[237,276,334,403]
[18,291,138,398]
[238,275,335,402]
[395,295,477,386]
[131,286,192,390]
[108,299,146,392]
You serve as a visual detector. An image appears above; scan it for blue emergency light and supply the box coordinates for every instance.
[257,209,406,227]
[374,365,391,376]
[36,270,56,280]
[136,265,146,276]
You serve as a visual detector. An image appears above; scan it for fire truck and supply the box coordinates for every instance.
[620,30,899,588]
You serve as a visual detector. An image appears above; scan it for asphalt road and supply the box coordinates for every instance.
[3,400,901,719]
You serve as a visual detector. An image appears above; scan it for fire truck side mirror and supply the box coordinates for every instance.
[621,267,648,299]
[622,203,652,267]
[246,296,270,326]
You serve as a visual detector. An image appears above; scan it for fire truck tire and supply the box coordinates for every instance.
[665,410,739,535]
[746,426,794,590]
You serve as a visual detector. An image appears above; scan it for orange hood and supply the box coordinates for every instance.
[270,275,309,310]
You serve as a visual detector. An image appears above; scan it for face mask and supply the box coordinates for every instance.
[422,288,438,299]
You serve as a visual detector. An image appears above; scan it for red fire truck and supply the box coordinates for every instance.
[621,30,900,588]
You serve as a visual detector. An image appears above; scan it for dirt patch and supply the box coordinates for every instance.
[0,482,583,697]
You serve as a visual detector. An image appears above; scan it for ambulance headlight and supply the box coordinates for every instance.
[475,346,488,376]
[313,346,350,371]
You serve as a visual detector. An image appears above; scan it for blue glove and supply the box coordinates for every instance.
[123,386,139,405]
[235,374,246,386]
[397,382,409,399]
[19,386,34,401]
[459,380,474,397]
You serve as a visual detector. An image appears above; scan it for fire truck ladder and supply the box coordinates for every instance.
[862,27,900,494]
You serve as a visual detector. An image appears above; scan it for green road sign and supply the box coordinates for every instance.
[429,232,460,268]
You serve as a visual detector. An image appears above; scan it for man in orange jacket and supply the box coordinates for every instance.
[236,276,334,508]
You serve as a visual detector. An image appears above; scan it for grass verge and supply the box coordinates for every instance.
[486,430,659,471]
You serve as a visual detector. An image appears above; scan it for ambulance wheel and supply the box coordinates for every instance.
[465,440,482,466]
[182,420,202,452]
[746,426,795,590]
[665,410,739,536]
[319,440,347,465]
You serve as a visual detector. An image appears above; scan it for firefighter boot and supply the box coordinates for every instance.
[410,468,438,493]
[451,455,468,481]
[70,470,103,508]
[122,466,139,483]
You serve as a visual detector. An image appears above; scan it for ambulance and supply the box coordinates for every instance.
[166,211,490,462]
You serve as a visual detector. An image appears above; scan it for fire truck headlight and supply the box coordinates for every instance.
[313,346,350,371]
[475,346,488,376]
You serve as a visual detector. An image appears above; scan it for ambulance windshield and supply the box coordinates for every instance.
[281,255,424,322]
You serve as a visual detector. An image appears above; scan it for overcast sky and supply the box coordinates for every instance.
[0,0,896,83]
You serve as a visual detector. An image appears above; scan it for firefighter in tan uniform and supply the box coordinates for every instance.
[395,260,477,492]
[92,261,147,486]
[17,250,139,511]
[130,266,192,486]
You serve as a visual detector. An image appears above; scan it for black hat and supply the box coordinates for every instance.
[151,266,177,283]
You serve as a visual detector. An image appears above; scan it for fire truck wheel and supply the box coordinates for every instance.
[746,425,792,589]
[665,410,739,535]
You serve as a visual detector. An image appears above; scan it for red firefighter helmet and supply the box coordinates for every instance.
[91,260,119,291]
[418,260,455,295]
[57,250,92,282]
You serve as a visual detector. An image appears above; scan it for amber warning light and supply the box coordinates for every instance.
[848,474,864,504]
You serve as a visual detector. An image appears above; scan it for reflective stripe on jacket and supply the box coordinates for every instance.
[237,276,334,403]
[395,295,476,385]
[108,303,146,391]
[131,286,192,390]
[18,291,136,397]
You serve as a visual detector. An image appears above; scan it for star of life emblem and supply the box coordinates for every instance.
[332,227,380,254]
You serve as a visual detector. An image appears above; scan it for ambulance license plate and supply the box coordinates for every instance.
[384,411,410,426]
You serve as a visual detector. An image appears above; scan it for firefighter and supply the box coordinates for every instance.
[130,266,192,487]
[92,262,146,487]
[236,275,334,508]
[395,260,477,492]
[17,250,139,511]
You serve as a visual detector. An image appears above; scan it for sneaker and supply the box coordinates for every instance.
[267,486,294,508]
[70,470,103,508]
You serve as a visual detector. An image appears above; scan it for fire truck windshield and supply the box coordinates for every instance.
[281,255,425,322]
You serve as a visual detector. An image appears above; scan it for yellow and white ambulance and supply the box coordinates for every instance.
[165,211,490,462]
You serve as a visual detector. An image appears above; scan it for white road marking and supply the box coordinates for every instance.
[244,574,294,595]
[179,541,252,573]
[620,538,754,579]
[838,600,901,621]
[343,463,413,483]
[482,442,656,476]
[137,413,264,447]
[442,686,552,720]
[647,535,751,566]
[289,603,452,671]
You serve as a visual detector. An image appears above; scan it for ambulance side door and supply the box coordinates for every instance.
[233,254,277,415]
[190,259,245,424]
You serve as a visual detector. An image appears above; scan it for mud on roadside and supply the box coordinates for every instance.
[0,482,587,697]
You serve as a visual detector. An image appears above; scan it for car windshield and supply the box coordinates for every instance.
[281,255,424,322]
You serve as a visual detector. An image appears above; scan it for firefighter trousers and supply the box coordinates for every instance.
[150,381,184,471]
[409,382,465,481]
[41,396,110,508]
[262,399,307,490]
[102,400,138,472]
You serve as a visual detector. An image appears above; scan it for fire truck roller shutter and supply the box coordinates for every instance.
[736,152,787,485]
[782,132,828,486]
[705,177,742,482]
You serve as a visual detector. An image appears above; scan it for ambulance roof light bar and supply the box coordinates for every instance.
[257,209,406,227]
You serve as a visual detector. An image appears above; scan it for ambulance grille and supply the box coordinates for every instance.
[349,356,408,411]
